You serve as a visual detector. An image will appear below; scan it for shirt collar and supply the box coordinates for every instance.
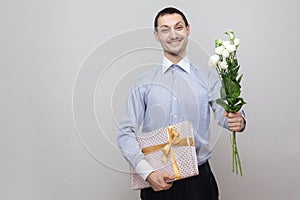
[162,56,191,74]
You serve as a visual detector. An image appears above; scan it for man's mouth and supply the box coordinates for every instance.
[168,39,182,46]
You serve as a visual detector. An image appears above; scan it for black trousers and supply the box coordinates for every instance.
[140,161,219,200]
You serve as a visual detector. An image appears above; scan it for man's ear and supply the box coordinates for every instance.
[153,30,160,42]
[186,24,191,36]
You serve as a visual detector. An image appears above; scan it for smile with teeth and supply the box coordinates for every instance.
[168,39,182,46]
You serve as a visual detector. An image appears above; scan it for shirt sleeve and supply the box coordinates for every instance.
[116,79,154,180]
[135,160,155,180]
[207,69,229,129]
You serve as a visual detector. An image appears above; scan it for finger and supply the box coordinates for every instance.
[228,120,242,127]
[161,172,175,180]
[228,122,243,131]
[162,182,173,190]
[229,127,242,132]
[228,112,241,118]
[160,174,174,190]
[227,118,243,124]
[166,174,175,181]
[228,121,242,126]
[228,124,241,130]
[154,182,172,191]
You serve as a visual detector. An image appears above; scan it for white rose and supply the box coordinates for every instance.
[208,55,220,67]
[220,61,228,69]
[215,46,225,55]
[226,44,237,53]
[234,38,240,46]
[223,40,230,48]
[222,49,230,58]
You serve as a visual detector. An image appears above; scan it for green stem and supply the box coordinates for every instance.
[232,131,243,176]
[235,138,243,176]
[233,132,237,174]
[231,133,235,173]
[235,144,238,175]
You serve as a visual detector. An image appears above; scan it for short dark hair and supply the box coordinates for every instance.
[154,7,189,32]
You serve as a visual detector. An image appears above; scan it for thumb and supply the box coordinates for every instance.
[224,111,229,117]
[162,173,175,180]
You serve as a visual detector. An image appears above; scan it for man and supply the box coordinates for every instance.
[117,7,246,200]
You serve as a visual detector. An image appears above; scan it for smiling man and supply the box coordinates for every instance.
[154,13,190,60]
[117,7,246,200]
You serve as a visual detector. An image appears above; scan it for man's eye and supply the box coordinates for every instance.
[176,26,183,31]
[161,29,169,33]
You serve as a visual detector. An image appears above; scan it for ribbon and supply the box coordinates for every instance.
[142,126,195,180]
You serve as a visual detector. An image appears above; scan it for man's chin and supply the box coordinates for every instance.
[166,50,183,57]
[169,51,179,56]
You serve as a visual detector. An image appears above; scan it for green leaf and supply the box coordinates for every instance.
[231,103,244,112]
[220,85,227,100]
[223,76,241,100]
[231,98,247,112]
[237,74,243,84]
[226,62,239,80]
[233,58,238,66]
[216,98,231,112]
[227,58,234,71]
[227,95,238,107]
[230,66,240,80]
[232,97,241,105]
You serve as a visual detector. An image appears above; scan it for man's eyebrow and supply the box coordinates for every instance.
[159,25,170,29]
[159,21,184,29]
[175,22,184,26]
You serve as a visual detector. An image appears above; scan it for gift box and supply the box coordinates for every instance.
[130,121,199,190]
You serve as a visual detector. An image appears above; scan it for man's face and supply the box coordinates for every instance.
[154,13,190,57]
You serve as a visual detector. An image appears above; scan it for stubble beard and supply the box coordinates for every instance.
[164,39,188,58]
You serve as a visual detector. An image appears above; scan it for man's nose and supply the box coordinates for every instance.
[169,29,178,38]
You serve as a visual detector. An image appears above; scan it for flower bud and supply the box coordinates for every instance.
[215,38,223,47]
[217,38,223,45]
[214,38,219,47]
[234,38,240,46]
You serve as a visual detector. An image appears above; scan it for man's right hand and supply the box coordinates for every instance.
[146,171,175,192]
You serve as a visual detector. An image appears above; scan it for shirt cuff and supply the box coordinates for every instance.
[240,110,246,132]
[135,159,155,181]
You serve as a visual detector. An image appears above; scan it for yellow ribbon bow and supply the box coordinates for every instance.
[142,126,195,180]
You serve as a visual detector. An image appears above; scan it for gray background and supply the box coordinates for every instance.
[1,0,299,199]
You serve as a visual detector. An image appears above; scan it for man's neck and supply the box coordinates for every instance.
[164,51,186,64]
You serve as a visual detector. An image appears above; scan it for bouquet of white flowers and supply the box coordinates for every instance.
[209,29,246,176]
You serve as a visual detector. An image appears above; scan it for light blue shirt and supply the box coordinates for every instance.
[117,56,229,180]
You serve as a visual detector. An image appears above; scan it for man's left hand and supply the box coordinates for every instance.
[224,111,245,132]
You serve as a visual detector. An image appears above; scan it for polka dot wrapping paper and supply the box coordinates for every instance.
[130,121,199,190]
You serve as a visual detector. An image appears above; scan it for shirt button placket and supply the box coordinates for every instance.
[171,67,176,124]
[172,67,179,124]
